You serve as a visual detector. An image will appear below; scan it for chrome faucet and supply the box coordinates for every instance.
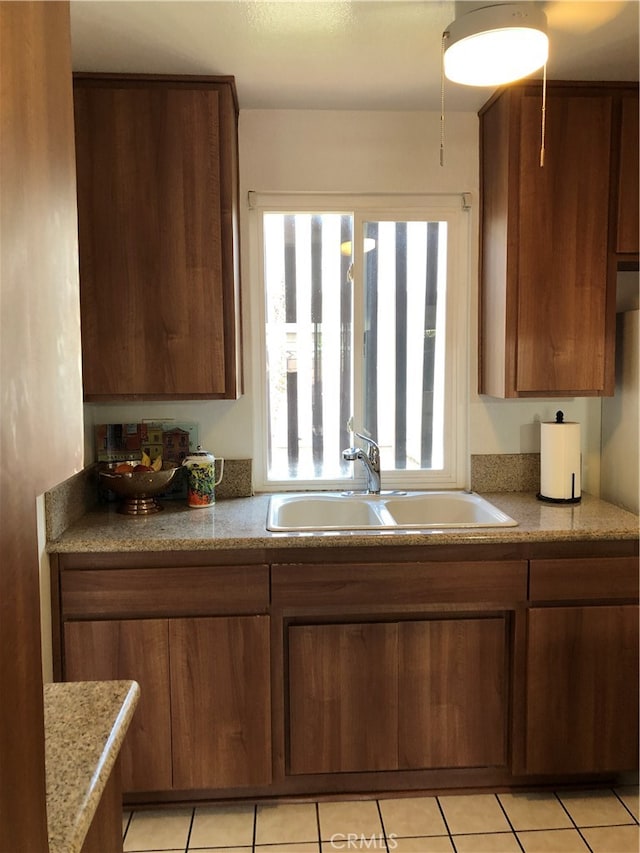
[342,432,381,494]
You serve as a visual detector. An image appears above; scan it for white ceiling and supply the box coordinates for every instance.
[70,1,640,111]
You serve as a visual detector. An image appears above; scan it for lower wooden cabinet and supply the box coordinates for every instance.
[55,545,638,800]
[64,614,271,792]
[287,616,509,775]
[65,618,171,791]
[398,617,507,770]
[288,622,397,774]
[169,616,271,790]
[523,604,639,775]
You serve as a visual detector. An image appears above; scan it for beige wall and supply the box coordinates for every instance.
[601,309,639,513]
[84,107,603,494]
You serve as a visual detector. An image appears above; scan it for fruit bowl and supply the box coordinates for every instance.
[99,462,180,515]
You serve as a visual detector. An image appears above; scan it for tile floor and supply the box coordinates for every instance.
[122,786,639,853]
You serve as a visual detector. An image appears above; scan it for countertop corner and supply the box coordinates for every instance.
[45,679,140,853]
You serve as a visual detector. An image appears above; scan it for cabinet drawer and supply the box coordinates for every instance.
[61,564,269,619]
[272,561,527,607]
[529,557,639,602]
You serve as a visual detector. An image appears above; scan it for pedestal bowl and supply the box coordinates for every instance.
[99,462,179,515]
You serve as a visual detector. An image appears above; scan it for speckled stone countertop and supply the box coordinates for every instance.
[47,492,639,553]
[45,680,140,853]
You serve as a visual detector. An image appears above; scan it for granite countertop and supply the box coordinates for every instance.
[45,680,140,853]
[47,491,639,553]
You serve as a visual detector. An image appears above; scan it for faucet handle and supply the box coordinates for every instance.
[354,431,378,449]
[354,432,380,467]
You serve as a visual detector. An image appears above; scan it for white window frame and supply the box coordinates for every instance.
[248,192,470,493]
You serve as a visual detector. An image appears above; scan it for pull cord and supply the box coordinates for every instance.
[540,61,547,167]
[440,32,448,167]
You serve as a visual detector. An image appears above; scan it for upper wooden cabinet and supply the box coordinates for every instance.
[616,93,639,255]
[73,74,243,401]
[479,82,638,398]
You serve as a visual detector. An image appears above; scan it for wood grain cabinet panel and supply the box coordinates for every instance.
[272,560,527,606]
[287,616,510,776]
[529,556,639,601]
[523,605,639,774]
[288,623,398,774]
[616,93,639,255]
[515,92,612,394]
[170,615,272,789]
[63,614,271,794]
[479,83,637,398]
[73,75,242,400]
[64,619,172,792]
[399,618,507,769]
[61,564,270,619]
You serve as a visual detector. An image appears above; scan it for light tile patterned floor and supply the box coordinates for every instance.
[122,787,639,853]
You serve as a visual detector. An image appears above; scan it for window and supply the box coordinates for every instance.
[250,194,470,492]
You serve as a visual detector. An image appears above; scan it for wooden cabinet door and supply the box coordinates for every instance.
[288,622,398,774]
[169,615,272,789]
[288,617,511,775]
[74,78,240,400]
[524,605,639,774]
[479,84,625,398]
[515,92,613,394]
[398,617,508,769]
[616,94,639,255]
[64,619,172,792]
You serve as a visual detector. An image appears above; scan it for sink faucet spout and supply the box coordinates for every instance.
[342,432,381,494]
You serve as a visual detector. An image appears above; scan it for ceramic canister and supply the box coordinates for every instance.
[182,446,224,508]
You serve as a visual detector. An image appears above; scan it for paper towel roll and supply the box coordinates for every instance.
[539,416,582,503]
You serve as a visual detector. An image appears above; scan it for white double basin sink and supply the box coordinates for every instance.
[267,490,518,532]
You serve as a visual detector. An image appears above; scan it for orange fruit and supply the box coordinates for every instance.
[114,462,134,474]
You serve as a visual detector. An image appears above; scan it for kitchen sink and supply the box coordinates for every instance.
[267,494,393,531]
[382,492,517,527]
[266,491,518,531]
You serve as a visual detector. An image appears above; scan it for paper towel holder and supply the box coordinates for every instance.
[536,479,581,504]
[536,410,582,504]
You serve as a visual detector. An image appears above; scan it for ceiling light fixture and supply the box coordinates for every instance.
[443,2,549,87]
[439,2,549,168]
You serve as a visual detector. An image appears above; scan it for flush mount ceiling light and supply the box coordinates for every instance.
[443,2,549,87]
